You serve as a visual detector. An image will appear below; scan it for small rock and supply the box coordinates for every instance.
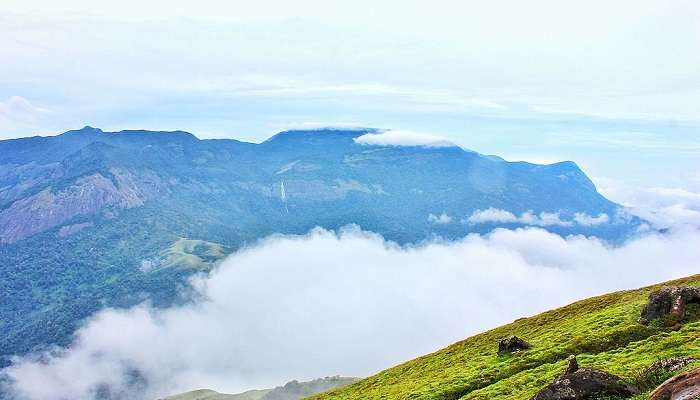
[498,335,530,354]
[530,355,639,400]
[646,357,696,374]
[649,367,700,400]
[563,354,579,375]
[640,286,700,325]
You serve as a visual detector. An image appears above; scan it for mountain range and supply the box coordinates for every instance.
[0,127,641,366]
[163,377,357,400]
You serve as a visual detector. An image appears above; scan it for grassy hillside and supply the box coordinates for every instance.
[156,238,230,271]
[310,275,700,400]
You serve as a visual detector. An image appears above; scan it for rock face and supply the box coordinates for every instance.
[649,367,700,400]
[498,335,530,353]
[639,286,700,324]
[531,355,639,400]
[0,169,160,243]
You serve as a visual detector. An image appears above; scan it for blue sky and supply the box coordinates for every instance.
[1,0,699,189]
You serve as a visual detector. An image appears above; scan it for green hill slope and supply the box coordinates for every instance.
[310,275,700,400]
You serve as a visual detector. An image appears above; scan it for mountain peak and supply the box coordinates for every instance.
[62,125,103,137]
[108,129,199,141]
[261,128,378,146]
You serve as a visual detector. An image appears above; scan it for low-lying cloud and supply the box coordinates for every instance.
[354,129,456,148]
[596,179,700,230]
[428,212,453,224]
[464,208,610,227]
[3,219,699,399]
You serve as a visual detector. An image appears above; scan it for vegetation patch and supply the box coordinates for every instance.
[156,238,231,271]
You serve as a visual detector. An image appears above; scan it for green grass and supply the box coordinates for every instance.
[156,238,230,271]
[310,275,700,400]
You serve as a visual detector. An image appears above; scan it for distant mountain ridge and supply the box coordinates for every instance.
[0,127,641,367]
[162,376,358,400]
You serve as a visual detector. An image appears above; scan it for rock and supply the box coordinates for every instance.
[531,355,639,400]
[646,357,696,374]
[498,335,530,353]
[0,170,158,243]
[563,354,579,375]
[640,286,700,324]
[649,367,700,400]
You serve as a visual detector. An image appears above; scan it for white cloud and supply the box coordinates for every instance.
[574,212,610,226]
[522,211,573,227]
[594,178,700,230]
[464,208,599,227]
[464,208,518,224]
[3,224,700,400]
[354,129,456,148]
[500,155,566,165]
[0,96,35,117]
[0,96,47,136]
[428,213,453,224]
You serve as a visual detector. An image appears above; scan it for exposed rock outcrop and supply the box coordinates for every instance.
[563,354,579,375]
[498,335,530,353]
[0,169,162,243]
[646,357,696,375]
[640,286,700,324]
[649,367,700,400]
[530,355,639,400]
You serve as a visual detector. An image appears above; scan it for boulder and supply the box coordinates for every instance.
[640,286,700,325]
[531,355,639,400]
[498,335,530,353]
[649,367,700,400]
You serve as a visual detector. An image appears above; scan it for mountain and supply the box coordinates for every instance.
[162,377,357,400]
[0,127,641,366]
[309,275,700,400]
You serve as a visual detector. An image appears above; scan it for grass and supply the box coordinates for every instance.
[156,238,230,271]
[309,275,700,400]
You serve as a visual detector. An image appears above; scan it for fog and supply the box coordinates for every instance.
[3,188,700,400]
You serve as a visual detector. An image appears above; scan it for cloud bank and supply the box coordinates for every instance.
[354,129,456,148]
[596,179,700,230]
[3,220,699,400]
[464,208,610,227]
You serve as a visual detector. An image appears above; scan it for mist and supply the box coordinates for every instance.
[2,219,698,400]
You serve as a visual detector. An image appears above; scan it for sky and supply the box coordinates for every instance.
[1,0,699,189]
